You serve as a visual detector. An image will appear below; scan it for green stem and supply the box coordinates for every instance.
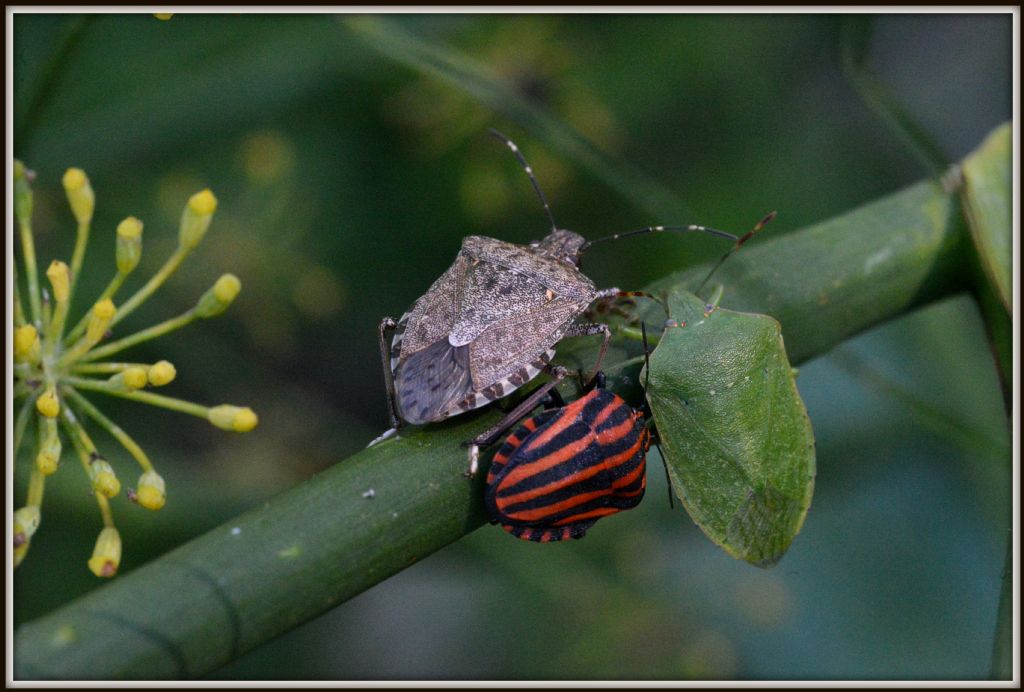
[111,246,190,329]
[60,409,116,527]
[839,17,948,177]
[67,220,91,316]
[72,362,150,375]
[26,467,46,509]
[61,387,154,473]
[14,171,972,680]
[59,403,101,462]
[82,308,197,362]
[13,396,38,460]
[65,272,129,345]
[63,377,209,419]
[44,298,71,356]
[18,219,42,326]
[97,494,114,528]
[14,265,27,327]
[15,15,91,140]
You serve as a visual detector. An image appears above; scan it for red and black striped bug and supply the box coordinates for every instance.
[484,377,650,542]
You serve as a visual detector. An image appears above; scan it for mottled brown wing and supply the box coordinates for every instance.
[399,251,470,358]
[393,337,472,425]
[468,295,590,388]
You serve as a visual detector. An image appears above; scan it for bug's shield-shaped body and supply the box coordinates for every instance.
[390,233,596,425]
[484,388,649,542]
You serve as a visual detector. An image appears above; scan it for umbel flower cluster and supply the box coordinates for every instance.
[13,161,258,577]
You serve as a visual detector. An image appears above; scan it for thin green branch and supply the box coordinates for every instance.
[62,377,209,419]
[26,467,46,509]
[62,387,155,473]
[14,265,27,327]
[111,246,190,329]
[60,408,116,527]
[67,220,91,315]
[829,348,1009,461]
[71,362,151,375]
[13,396,39,460]
[82,308,197,362]
[15,15,91,139]
[838,17,948,177]
[17,219,42,325]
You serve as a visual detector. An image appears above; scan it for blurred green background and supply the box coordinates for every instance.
[12,12,1012,680]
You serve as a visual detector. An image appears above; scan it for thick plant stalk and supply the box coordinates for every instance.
[14,176,970,679]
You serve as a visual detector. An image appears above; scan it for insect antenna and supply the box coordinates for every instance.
[693,210,777,297]
[579,222,741,255]
[640,323,674,511]
[489,128,558,234]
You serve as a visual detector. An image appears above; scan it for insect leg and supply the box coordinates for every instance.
[639,322,673,510]
[377,316,401,429]
[563,322,612,386]
[463,365,570,478]
[592,287,668,319]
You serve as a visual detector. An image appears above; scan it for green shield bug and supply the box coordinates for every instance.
[643,287,816,567]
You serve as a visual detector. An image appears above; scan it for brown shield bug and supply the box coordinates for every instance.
[376,130,768,475]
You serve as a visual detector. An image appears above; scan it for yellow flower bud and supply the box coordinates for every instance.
[36,440,61,475]
[108,367,148,391]
[36,386,60,418]
[125,367,148,389]
[46,260,71,303]
[195,274,241,318]
[88,527,122,578]
[148,360,177,386]
[62,167,95,225]
[90,459,121,498]
[14,506,41,547]
[116,216,143,240]
[14,159,33,223]
[214,274,241,302]
[85,299,116,345]
[179,189,218,250]
[135,471,166,511]
[208,405,259,432]
[14,325,40,364]
[116,217,143,274]
[190,189,217,215]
